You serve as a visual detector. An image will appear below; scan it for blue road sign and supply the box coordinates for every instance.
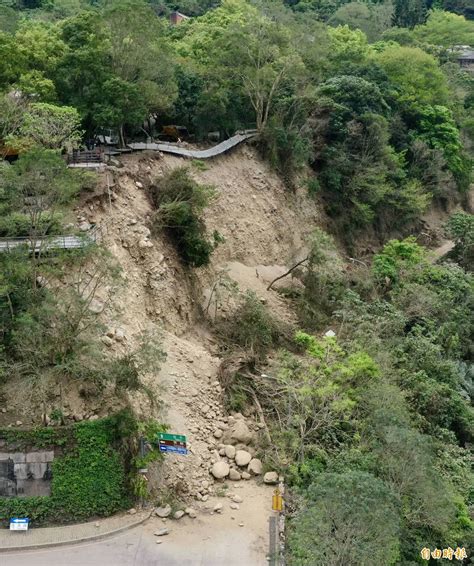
[159,444,188,455]
[10,518,30,531]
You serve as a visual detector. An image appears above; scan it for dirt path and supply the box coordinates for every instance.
[431,239,455,261]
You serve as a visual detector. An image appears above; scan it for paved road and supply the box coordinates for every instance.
[1,520,267,566]
[1,485,273,566]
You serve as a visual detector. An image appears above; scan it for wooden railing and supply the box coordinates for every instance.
[66,149,104,165]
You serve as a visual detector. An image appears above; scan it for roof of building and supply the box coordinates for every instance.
[456,47,474,60]
[170,11,190,19]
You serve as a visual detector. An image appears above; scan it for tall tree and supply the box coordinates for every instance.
[220,17,305,131]
[100,0,177,144]
[392,0,428,28]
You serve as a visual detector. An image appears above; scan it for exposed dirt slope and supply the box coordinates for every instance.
[43,146,317,558]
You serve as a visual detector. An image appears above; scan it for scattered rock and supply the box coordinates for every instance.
[229,469,241,481]
[135,181,143,189]
[173,510,185,520]
[36,275,49,288]
[241,472,251,480]
[224,445,236,459]
[138,238,153,249]
[211,461,230,479]
[79,221,91,232]
[15,420,22,426]
[185,508,197,518]
[230,503,240,510]
[115,328,125,341]
[155,504,172,518]
[89,299,104,314]
[263,471,279,484]
[154,528,169,537]
[231,495,243,504]
[248,458,263,475]
[128,508,137,515]
[239,523,244,527]
[94,522,100,528]
[235,450,252,467]
[156,540,163,545]
[213,502,223,513]
[101,335,114,347]
[213,429,223,439]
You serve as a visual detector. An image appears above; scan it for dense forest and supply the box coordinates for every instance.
[0,0,473,564]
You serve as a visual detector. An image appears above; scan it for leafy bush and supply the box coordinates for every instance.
[150,167,216,267]
[0,212,63,238]
[288,471,400,566]
[446,212,474,270]
[260,117,312,187]
[51,420,128,519]
[0,414,134,526]
[373,237,426,283]
[216,290,282,360]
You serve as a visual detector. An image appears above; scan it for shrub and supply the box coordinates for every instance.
[0,414,134,526]
[373,237,426,284]
[446,212,474,270]
[288,471,400,566]
[216,291,282,360]
[51,420,128,519]
[150,168,216,267]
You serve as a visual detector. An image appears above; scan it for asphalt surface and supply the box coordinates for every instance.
[1,515,269,566]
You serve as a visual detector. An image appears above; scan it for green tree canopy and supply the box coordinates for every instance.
[374,45,449,106]
[413,9,474,49]
[288,471,400,566]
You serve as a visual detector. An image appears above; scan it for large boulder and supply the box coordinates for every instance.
[229,468,241,481]
[235,450,252,467]
[155,504,172,518]
[263,471,278,484]
[247,458,263,475]
[211,461,230,479]
[223,420,254,445]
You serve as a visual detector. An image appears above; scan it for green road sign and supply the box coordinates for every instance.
[158,433,186,443]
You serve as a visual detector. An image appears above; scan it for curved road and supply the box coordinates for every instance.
[2,520,267,566]
[2,483,273,566]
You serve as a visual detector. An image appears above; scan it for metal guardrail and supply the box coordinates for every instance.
[0,227,100,254]
[66,149,104,164]
[269,515,279,566]
[66,149,106,169]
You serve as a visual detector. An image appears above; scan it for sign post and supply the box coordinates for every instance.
[272,488,283,512]
[9,518,30,531]
[157,433,187,455]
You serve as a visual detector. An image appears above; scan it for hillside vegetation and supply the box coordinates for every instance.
[0,0,473,564]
